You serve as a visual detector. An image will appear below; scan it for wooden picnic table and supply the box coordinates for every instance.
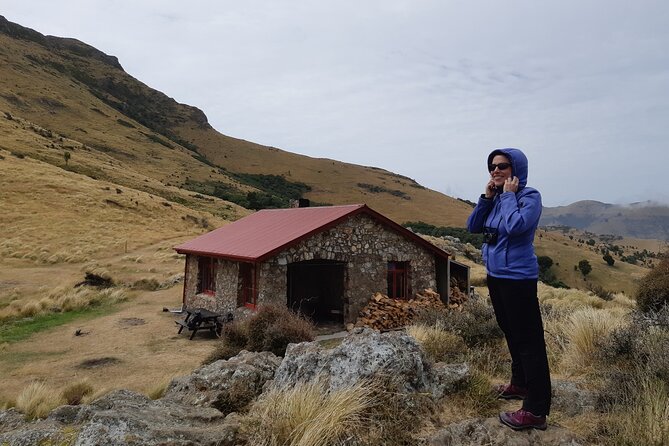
[175,307,232,339]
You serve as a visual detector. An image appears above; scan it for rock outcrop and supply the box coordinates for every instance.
[429,417,584,446]
[164,350,281,413]
[0,329,587,446]
[273,327,469,398]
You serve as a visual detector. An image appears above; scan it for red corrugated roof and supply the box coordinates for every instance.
[174,204,449,262]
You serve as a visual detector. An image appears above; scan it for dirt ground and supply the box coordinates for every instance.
[0,285,219,402]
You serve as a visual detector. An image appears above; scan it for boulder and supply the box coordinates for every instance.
[0,350,281,446]
[273,327,469,398]
[429,417,584,446]
[551,379,597,417]
[0,390,240,446]
[164,350,281,413]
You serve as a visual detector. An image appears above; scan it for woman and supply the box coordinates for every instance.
[466,148,551,430]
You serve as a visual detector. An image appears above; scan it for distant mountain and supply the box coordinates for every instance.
[540,200,669,240]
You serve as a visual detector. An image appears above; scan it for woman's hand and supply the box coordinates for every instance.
[485,179,496,198]
[503,176,519,193]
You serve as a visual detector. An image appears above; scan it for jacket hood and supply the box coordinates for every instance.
[488,148,529,189]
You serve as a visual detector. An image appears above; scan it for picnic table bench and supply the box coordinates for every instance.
[175,308,233,339]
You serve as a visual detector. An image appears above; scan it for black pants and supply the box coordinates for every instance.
[487,275,551,416]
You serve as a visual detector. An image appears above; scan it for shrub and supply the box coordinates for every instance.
[587,283,614,301]
[15,382,63,420]
[416,297,503,347]
[636,254,669,313]
[204,304,315,364]
[212,379,258,414]
[245,304,315,356]
[578,259,592,278]
[62,380,94,405]
[361,375,435,445]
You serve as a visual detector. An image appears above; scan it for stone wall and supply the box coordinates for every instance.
[257,213,436,323]
[183,255,238,315]
[184,213,439,323]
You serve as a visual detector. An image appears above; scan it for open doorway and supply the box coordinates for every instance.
[287,259,346,324]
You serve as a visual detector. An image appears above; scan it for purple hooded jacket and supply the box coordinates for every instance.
[466,148,542,280]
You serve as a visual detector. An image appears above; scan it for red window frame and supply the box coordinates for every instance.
[387,261,410,299]
[239,263,257,309]
[197,257,216,295]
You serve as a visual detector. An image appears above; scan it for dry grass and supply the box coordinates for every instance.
[61,379,94,405]
[559,308,624,375]
[241,380,376,446]
[604,376,669,445]
[15,382,63,420]
[145,375,174,400]
[0,285,130,321]
[406,322,467,363]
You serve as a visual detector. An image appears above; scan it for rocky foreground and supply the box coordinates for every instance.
[0,328,585,445]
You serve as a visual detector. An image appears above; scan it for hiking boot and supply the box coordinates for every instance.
[499,409,547,431]
[495,383,527,400]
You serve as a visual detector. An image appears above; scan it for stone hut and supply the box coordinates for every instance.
[174,204,456,324]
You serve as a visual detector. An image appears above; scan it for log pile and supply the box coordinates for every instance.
[353,289,445,331]
[352,286,470,331]
[448,278,468,307]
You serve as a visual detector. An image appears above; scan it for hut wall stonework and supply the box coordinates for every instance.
[257,213,436,322]
[184,256,238,314]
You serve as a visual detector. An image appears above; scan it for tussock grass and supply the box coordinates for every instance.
[0,286,129,321]
[560,308,624,374]
[604,376,669,445]
[61,379,94,405]
[406,322,467,363]
[241,380,376,446]
[15,382,63,420]
[459,370,501,416]
[146,376,174,400]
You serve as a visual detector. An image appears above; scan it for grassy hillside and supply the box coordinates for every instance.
[534,229,649,296]
[0,15,472,228]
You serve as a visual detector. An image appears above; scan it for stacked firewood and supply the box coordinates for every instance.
[352,288,446,331]
[448,278,469,307]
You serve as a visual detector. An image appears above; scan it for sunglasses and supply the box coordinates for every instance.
[488,162,511,172]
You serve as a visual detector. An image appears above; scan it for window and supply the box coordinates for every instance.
[387,261,410,299]
[238,263,257,309]
[197,257,216,294]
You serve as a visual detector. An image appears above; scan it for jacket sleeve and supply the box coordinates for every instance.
[466,196,494,233]
[498,189,542,235]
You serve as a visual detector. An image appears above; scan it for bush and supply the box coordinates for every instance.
[636,254,669,313]
[415,298,503,348]
[204,304,315,364]
[578,259,592,278]
[588,283,614,301]
[245,304,315,356]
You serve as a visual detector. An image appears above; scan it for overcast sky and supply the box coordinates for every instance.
[3,1,669,206]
